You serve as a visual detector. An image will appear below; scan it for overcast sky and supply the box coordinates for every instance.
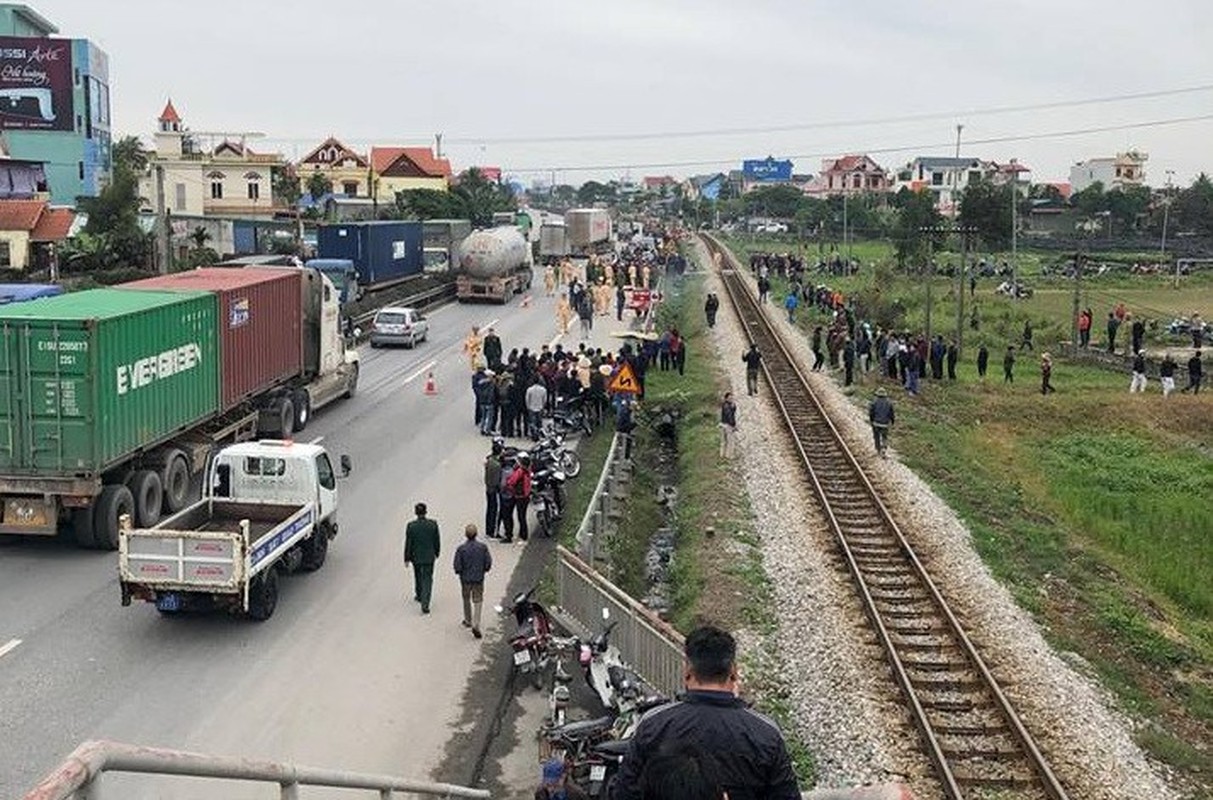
[34,0,1213,186]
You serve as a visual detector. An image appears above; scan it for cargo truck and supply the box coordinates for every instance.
[0,267,359,550]
[119,440,349,621]
[422,218,472,274]
[305,258,361,306]
[317,221,423,288]
[538,223,569,262]
[565,208,613,256]
[455,227,534,303]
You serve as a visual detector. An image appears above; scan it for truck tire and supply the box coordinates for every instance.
[93,484,135,551]
[277,396,296,437]
[343,365,359,399]
[158,450,192,514]
[71,506,95,549]
[127,470,163,527]
[292,389,311,432]
[247,568,280,621]
[301,525,329,572]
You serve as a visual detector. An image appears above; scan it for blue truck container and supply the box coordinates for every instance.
[0,284,63,304]
[317,221,423,287]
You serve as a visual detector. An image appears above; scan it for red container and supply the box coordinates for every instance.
[122,268,303,411]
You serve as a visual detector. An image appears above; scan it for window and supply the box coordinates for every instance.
[78,162,84,180]
[0,241,10,268]
[211,181,223,199]
[247,182,260,200]
[342,181,358,196]
[316,454,336,490]
[175,183,186,211]
[931,171,944,186]
[243,457,286,476]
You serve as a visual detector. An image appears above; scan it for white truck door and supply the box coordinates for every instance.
[314,452,338,521]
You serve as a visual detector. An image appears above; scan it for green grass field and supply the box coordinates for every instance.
[721,233,1213,793]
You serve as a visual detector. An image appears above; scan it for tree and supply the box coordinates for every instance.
[273,166,301,207]
[891,188,945,268]
[454,168,515,227]
[396,188,467,220]
[1105,185,1151,232]
[112,135,150,177]
[576,180,616,206]
[306,172,333,200]
[742,184,804,219]
[1172,173,1213,236]
[1071,181,1107,215]
[958,178,1013,250]
[76,167,151,269]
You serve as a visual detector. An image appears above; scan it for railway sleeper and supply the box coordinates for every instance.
[939,740,1028,763]
[952,771,1045,793]
[907,675,986,694]
[875,605,939,619]
[859,562,915,575]
[886,620,949,636]
[866,588,931,603]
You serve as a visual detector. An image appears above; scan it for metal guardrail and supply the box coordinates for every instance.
[554,546,686,700]
[352,283,458,335]
[573,432,627,567]
[22,739,490,800]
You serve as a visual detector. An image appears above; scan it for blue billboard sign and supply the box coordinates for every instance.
[742,157,793,183]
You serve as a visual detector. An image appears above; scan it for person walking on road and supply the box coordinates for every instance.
[704,293,720,328]
[1040,353,1056,395]
[484,443,503,539]
[504,454,533,542]
[525,378,548,440]
[463,326,483,371]
[1106,312,1121,354]
[1003,346,1015,383]
[719,392,737,460]
[404,503,440,614]
[1160,352,1177,397]
[1130,350,1148,393]
[610,625,801,800]
[757,275,771,304]
[742,344,762,396]
[868,387,894,458]
[482,328,503,371]
[811,326,825,371]
[453,524,492,639]
[783,290,799,323]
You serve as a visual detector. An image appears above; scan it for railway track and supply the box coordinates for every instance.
[700,234,1069,800]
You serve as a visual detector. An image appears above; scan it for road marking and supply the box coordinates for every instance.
[308,436,324,445]
[480,317,499,331]
[404,359,438,384]
[0,638,21,660]
[548,331,564,349]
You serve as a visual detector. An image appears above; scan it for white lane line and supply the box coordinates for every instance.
[548,331,564,349]
[308,436,325,445]
[404,359,438,384]
[480,317,499,331]
[0,638,22,660]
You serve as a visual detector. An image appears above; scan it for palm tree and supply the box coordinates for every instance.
[188,226,211,251]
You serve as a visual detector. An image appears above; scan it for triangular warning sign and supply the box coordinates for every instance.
[608,362,640,395]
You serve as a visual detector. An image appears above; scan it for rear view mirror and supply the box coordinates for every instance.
[340,455,352,476]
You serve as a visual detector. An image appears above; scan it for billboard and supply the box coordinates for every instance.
[0,37,74,131]
[742,157,793,183]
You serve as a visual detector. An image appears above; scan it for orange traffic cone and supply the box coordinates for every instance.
[423,372,438,396]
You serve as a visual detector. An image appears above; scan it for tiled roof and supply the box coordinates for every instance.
[0,199,46,231]
[371,146,452,178]
[30,207,74,241]
[159,100,181,123]
[300,137,368,168]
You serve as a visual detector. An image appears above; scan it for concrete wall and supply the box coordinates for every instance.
[0,228,31,270]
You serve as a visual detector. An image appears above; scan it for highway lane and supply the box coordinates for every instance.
[0,286,597,798]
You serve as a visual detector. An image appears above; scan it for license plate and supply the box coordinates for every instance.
[590,765,606,782]
[513,649,532,666]
[155,592,183,612]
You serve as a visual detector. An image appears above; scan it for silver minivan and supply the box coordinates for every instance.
[370,306,429,348]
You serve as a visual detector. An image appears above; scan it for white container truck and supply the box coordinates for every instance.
[118,440,350,620]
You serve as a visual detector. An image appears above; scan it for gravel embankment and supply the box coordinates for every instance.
[694,239,1178,800]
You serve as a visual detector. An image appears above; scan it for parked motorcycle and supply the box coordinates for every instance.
[498,586,557,690]
[533,466,567,538]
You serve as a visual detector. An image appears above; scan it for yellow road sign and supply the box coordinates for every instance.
[608,362,640,395]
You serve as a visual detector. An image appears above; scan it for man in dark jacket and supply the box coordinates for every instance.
[742,345,762,396]
[946,341,959,380]
[404,503,440,614]
[811,326,824,371]
[453,524,492,638]
[868,387,894,458]
[611,626,800,800]
[704,293,720,328]
[1182,350,1203,394]
[976,343,989,379]
[484,444,503,539]
[842,338,856,386]
[482,328,503,371]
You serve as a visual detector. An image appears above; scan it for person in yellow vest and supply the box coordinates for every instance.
[560,259,575,287]
[604,262,615,287]
[462,326,483,371]
[642,264,652,289]
[628,264,638,286]
[543,263,556,296]
[556,295,573,335]
[595,279,610,316]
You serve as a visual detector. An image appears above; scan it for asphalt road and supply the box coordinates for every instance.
[0,285,621,798]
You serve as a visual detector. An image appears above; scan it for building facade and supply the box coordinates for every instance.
[370,146,450,204]
[139,101,286,220]
[1069,151,1148,193]
[806,154,890,197]
[895,156,997,214]
[297,136,370,198]
[0,197,72,271]
[0,4,110,203]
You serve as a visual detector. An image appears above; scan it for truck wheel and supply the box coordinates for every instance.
[127,470,163,527]
[301,525,329,571]
[158,450,191,513]
[343,365,359,399]
[292,390,311,432]
[93,484,135,551]
[71,506,95,549]
[247,568,280,621]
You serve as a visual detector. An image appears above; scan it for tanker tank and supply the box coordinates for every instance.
[457,227,529,278]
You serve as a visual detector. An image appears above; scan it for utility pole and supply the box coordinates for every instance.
[1071,251,1084,348]
[1162,169,1177,288]
[842,191,849,267]
[154,164,170,274]
[955,226,977,356]
[952,123,964,218]
[1010,157,1019,299]
[924,240,935,343]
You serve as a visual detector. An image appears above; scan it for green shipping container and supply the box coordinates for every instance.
[0,289,220,476]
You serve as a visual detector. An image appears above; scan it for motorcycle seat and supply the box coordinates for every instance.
[593,738,631,757]
[608,665,642,694]
[554,715,614,738]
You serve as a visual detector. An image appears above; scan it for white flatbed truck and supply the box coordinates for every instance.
[118,440,350,621]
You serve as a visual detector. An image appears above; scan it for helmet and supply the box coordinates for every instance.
[517,452,531,465]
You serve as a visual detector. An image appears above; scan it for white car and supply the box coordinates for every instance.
[761,222,788,233]
[370,306,429,348]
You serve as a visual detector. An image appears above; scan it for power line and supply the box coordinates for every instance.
[443,84,1213,145]
[498,113,1213,175]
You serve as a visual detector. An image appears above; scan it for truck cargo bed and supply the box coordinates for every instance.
[161,500,299,538]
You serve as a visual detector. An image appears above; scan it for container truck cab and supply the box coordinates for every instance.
[119,440,350,621]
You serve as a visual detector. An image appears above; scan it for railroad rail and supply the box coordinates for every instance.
[700,234,1069,800]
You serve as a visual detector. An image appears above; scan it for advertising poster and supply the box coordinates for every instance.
[0,36,74,131]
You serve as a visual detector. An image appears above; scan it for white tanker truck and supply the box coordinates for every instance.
[455,226,534,303]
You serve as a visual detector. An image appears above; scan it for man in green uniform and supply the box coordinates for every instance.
[404,503,441,613]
